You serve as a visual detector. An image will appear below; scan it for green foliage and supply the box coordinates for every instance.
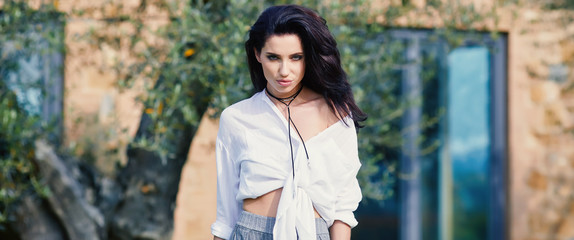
[331,22,405,200]
[0,87,51,224]
[540,0,574,10]
[0,1,63,43]
[104,0,265,159]
[91,0,493,200]
[0,0,62,226]
[97,0,410,199]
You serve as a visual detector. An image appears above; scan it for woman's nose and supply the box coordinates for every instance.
[279,61,289,77]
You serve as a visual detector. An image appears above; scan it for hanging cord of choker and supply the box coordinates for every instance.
[266,87,309,178]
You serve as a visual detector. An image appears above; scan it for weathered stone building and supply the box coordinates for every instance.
[45,0,574,239]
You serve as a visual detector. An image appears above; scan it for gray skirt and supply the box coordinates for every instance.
[229,211,331,240]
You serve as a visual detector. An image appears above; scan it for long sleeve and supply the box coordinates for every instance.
[211,115,242,239]
[333,122,362,228]
[333,175,362,228]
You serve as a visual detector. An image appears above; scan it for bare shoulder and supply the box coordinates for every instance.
[300,88,340,126]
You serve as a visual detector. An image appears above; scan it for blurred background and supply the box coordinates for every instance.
[1,0,573,239]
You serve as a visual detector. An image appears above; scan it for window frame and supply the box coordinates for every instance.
[390,29,508,240]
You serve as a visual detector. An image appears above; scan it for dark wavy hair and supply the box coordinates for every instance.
[245,5,366,128]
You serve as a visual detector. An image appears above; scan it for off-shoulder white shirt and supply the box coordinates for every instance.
[211,90,362,240]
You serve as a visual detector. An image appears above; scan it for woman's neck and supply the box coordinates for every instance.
[266,86,304,105]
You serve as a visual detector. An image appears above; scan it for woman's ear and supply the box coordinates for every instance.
[254,48,261,63]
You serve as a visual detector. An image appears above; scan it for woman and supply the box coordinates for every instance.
[211,5,366,240]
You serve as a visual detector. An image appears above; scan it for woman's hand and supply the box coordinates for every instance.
[329,220,351,240]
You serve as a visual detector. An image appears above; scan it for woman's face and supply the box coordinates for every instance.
[256,34,305,98]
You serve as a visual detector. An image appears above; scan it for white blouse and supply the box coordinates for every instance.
[211,90,362,240]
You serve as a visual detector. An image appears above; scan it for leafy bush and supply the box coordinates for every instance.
[114,0,412,200]
[0,0,62,226]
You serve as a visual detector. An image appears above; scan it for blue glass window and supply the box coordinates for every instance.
[445,46,491,240]
[353,30,507,240]
[1,17,64,142]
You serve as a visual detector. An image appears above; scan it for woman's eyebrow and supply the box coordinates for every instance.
[263,51,303,55]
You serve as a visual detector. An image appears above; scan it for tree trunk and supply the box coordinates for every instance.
[12,196,66,240]
[8,77,206,239]
[109,107,197,240]
[34,140,105,240]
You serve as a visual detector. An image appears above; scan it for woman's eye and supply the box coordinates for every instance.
[267,55,279,60]
[292,55,303,60]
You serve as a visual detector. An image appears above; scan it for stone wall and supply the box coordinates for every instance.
[507,7,574,240]
[172,112,218,240]
[58,0,168,175]
[51,0,574,239]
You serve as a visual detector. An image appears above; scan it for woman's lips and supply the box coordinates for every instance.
[277,79,292,86]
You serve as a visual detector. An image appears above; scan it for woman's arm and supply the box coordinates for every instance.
[213,237,224,240]
[329,220,351,240]
[330,123,362,240]
[211,112,242,239]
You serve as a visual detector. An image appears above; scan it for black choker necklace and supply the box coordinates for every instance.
[265,87,303,104]
[265,87,309,178]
